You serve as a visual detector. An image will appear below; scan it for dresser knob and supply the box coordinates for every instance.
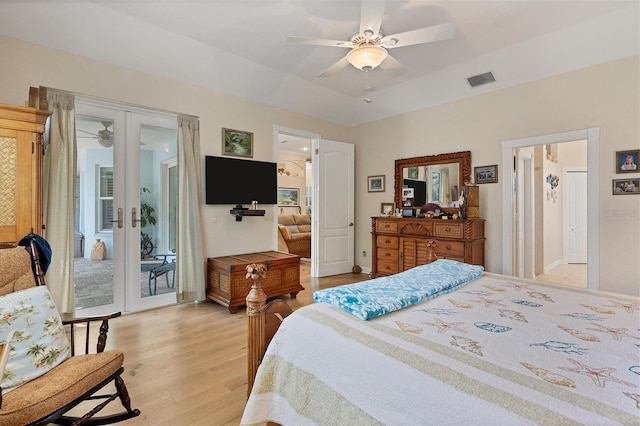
[446,245,451,250]
[445,227,451,232]
[385,239,391,244]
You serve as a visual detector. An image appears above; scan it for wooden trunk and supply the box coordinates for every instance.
[207,251,303,313]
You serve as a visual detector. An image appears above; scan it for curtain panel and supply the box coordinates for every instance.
[176,115,206,302]
[42,91,76,313]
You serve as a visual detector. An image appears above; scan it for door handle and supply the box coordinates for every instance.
[132,207,143,228]
[349,222,354,227]
[111,207,123,228]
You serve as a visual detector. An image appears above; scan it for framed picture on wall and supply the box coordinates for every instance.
[616,150,639,173]
[222,128,253,158]
[612,178,639,195]
[474,164,498,184]
[367,175,385,192]
[277,187,300,206]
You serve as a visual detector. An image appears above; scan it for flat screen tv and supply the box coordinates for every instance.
[205,156,277,205]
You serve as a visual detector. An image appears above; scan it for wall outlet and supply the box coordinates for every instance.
[362,250,366,257]
[210,212,217,223]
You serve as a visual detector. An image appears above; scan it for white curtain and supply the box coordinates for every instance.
[42,91,76,313]
[176,115,206,302]
[441,167,450,205]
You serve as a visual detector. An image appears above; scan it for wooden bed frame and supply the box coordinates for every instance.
[244,240,439,395]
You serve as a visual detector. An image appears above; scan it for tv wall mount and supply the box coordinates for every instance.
[230,204,266,221]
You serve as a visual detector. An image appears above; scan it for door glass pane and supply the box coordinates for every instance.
[139,124,178,300]
[74,115,116,311]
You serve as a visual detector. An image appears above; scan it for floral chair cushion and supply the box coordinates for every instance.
[0,286,71,394]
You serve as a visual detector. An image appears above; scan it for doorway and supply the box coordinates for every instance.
[75,98,178,315]
[502,128,598,290]
[273,125,355,280]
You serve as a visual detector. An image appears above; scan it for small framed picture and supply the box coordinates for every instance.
[380,202,395,216]
[222,128,253,157]
[402,187,414,199]
[475,165,498,184]
[277,187,300,206]
[612,178,639,195]
[402,208,414,217]
[408,167,419,179]
[616,150,639,173]
[368,175,385,192]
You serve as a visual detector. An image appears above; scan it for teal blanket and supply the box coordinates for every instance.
[313,259,484,320]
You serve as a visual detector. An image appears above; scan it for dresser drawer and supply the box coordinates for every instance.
[377,259,399,275]
[376,235,399,249]
[376,220,397,234]
[377,247,399,262]
[434,241,465,258]
[433,222,464,239]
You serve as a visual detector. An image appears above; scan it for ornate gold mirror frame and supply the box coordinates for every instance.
[394,151,472,210]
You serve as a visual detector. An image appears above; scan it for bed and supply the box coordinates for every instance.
[241,259,640,425]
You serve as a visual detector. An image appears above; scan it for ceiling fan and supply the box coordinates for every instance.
[77,121,114,148]
[287,0,455,78]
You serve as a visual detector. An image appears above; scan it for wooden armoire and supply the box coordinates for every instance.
[0,103,50,247]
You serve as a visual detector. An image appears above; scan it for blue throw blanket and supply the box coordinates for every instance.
[313,259,484,320]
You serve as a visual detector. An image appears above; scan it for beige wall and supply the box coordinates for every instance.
[0,35,352,258]
[354,55,640,296]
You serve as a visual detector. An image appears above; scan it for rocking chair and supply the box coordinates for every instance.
[0,237,140,425]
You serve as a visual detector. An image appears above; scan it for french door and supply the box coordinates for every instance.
[75,99,178,315]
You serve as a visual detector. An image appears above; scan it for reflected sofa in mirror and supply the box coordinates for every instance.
[394,151,471,211]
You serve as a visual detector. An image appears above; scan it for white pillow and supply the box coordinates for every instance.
[0,286,71,394]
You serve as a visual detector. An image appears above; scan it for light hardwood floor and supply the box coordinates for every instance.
[73,262,369,425]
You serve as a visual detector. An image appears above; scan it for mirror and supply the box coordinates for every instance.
[394,151,471,211]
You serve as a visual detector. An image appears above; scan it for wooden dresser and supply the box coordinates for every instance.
[207,251,303,313]
[371,217,485,277]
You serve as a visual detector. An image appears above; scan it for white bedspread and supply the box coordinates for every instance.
[242,274,640,425]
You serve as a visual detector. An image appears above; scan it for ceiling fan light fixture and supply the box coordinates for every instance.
[347,44,388,71]
[97,120,114,148]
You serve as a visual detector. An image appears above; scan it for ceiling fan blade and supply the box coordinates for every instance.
[287,36,352,48]
[319,56,350,78]
[381,22,455,49]
[378,54,406,77]
[77,129,98,136]
[360,0,386,37]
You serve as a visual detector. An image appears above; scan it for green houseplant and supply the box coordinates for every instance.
[140,187,157,258]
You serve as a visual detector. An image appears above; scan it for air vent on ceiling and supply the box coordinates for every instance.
[467,71,496,88]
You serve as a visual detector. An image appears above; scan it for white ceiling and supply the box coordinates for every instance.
[0,1,638,127]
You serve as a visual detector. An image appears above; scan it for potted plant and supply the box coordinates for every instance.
[140,187,157,258]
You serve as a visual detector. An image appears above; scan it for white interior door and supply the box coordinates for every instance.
[516,151,535,279]
[563,169,588,263]
[313,139,354,277]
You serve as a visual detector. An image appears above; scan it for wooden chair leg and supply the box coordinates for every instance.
[115,375,135,413]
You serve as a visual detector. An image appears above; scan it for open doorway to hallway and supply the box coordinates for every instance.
[275,130,313,279]
[506,135,592,289]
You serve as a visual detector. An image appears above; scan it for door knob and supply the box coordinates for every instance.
[111,207,123,228]
[132,207,143,228]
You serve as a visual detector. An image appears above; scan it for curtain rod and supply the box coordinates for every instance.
[41,86,199,120]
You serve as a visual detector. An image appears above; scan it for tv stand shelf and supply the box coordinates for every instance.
[230,205,265,221]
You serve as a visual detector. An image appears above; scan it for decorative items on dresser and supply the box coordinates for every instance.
[0,103,50,247]
[370,216,485,277]
[207,251,303,313]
